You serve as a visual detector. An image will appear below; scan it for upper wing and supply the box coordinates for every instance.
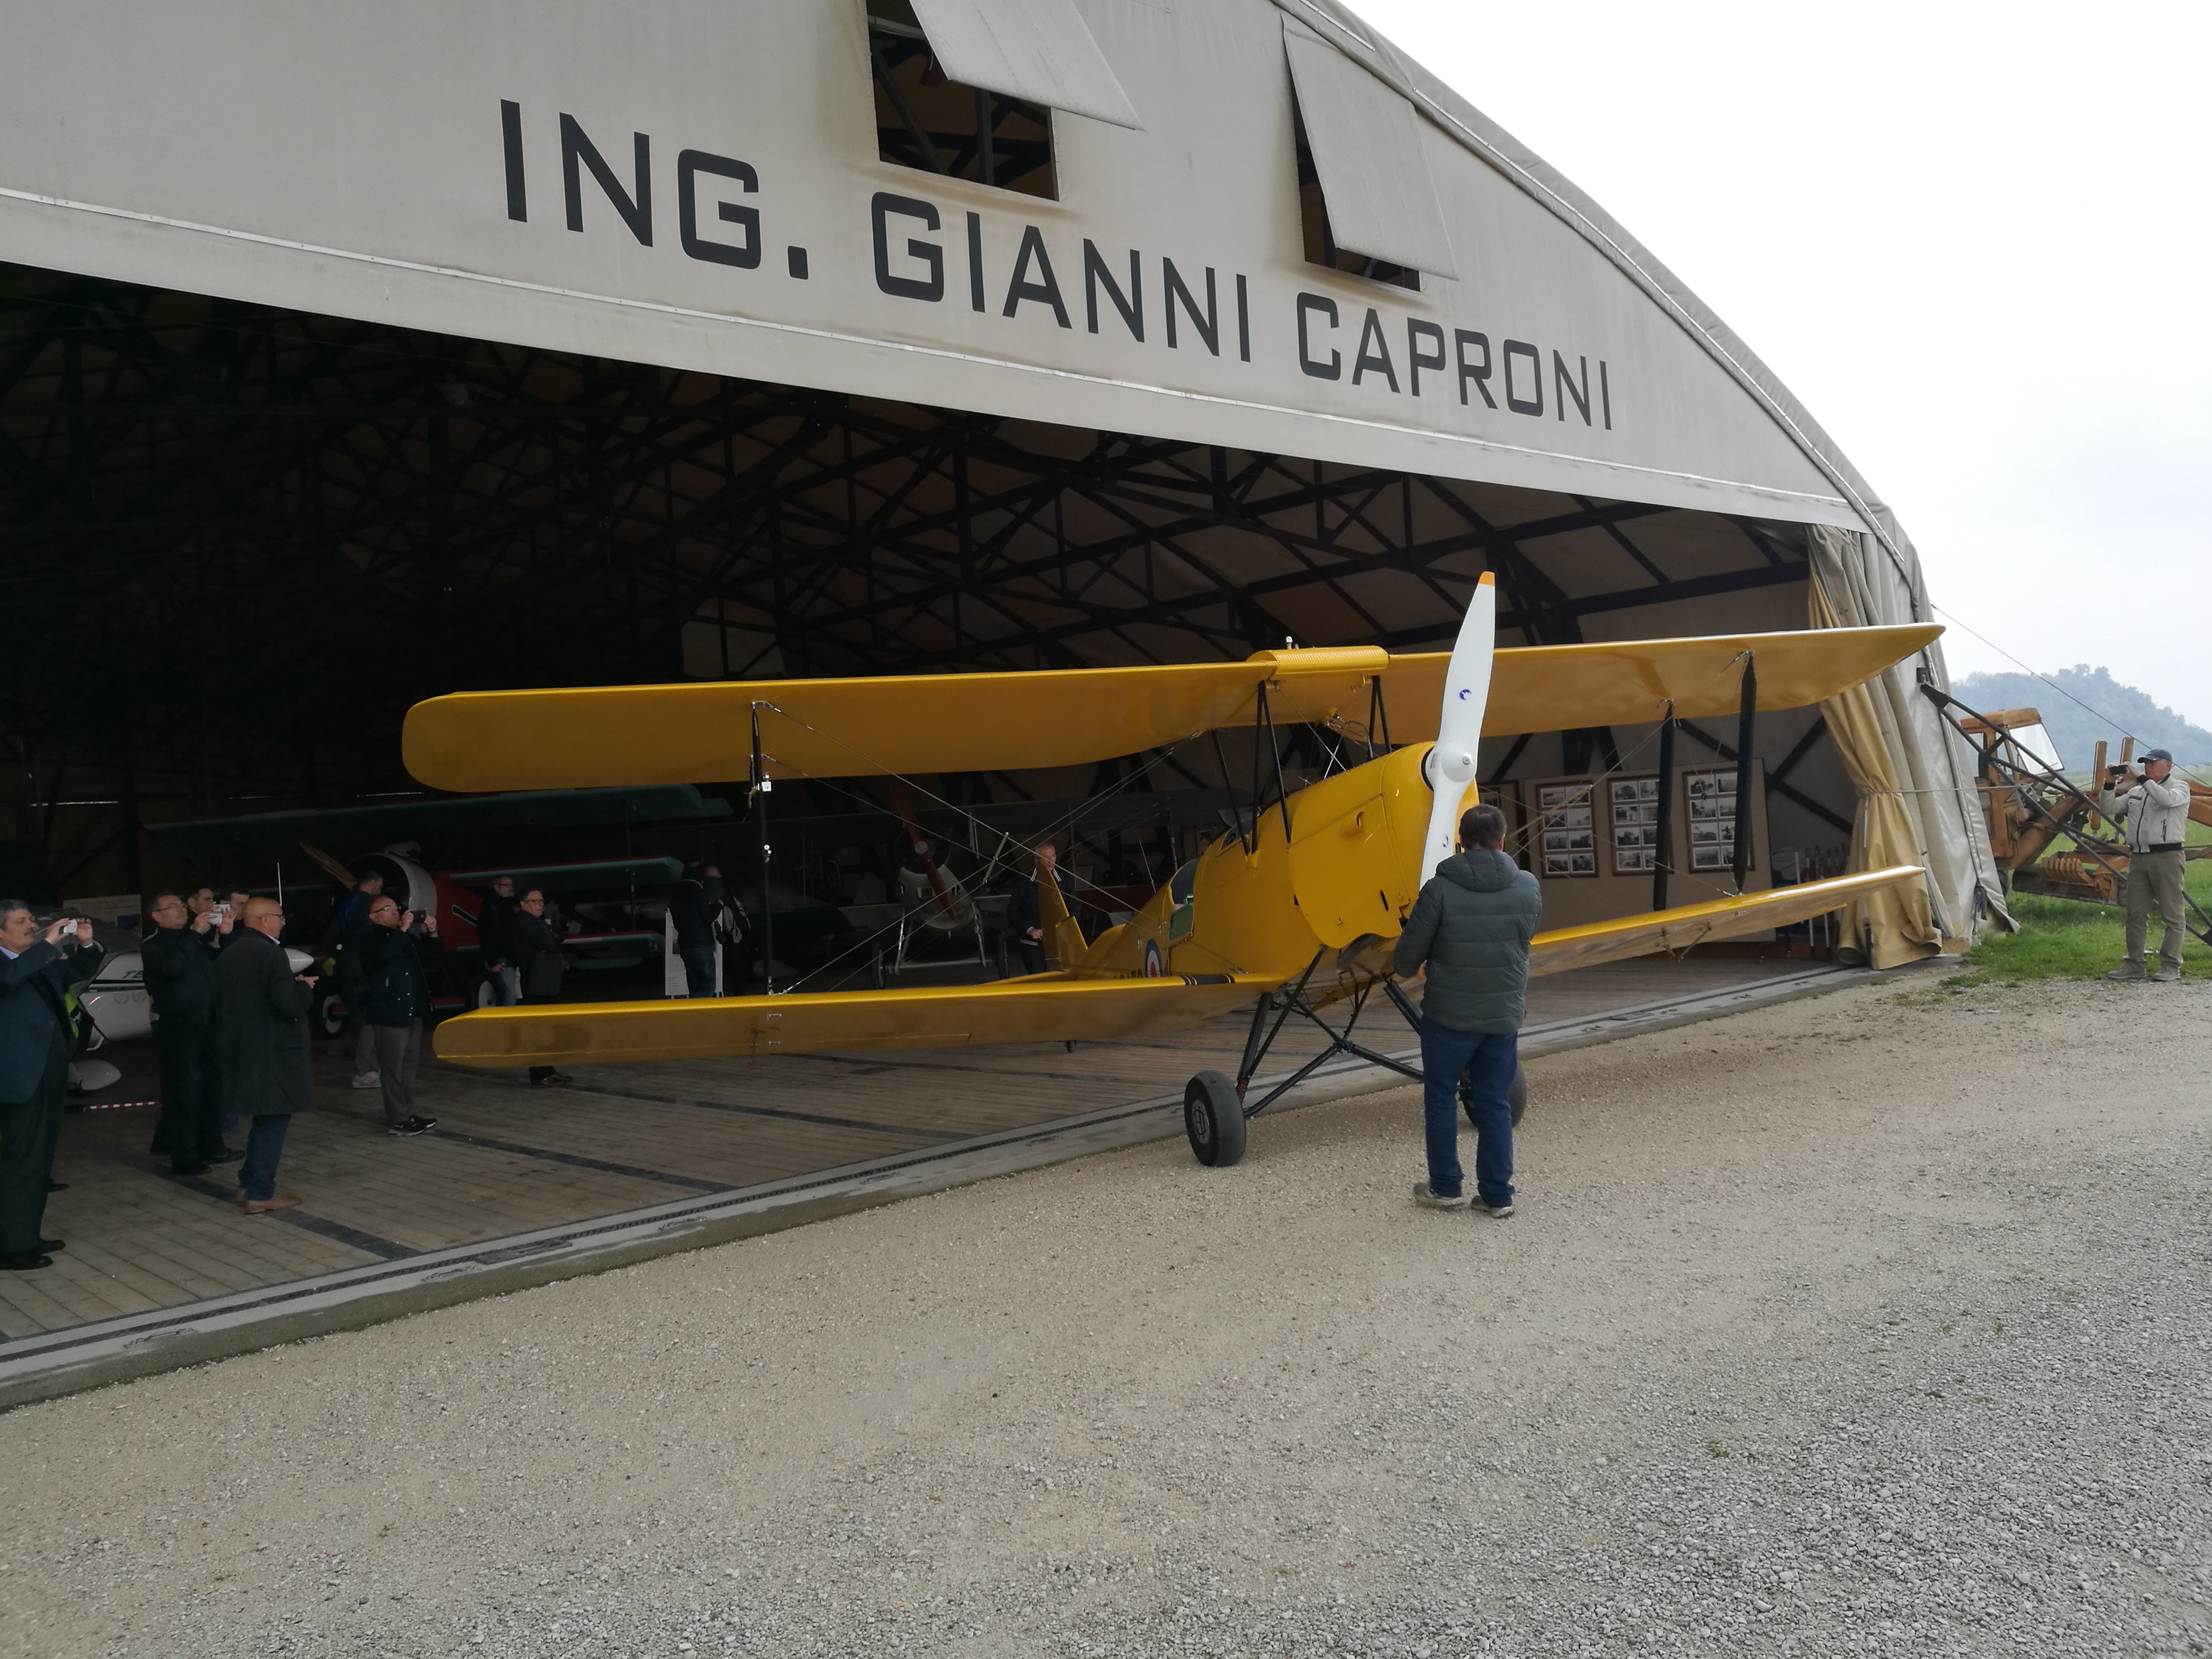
[401,625,1939,791]
[1527,867,1923,977]
[431,971,1276,1069]
[1387,624,1942,741]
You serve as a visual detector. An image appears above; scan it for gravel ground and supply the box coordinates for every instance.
[2,974,2209,1659]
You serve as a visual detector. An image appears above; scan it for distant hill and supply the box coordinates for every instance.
[1951,666,2212,769]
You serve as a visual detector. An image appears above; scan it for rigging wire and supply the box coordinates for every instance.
[1928,603,2141,745]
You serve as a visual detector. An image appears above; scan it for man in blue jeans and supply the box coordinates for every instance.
[1393,802,1540,1217]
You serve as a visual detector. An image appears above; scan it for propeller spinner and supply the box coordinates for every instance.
[1419,572,1497,885]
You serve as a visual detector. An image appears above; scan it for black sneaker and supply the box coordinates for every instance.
[387,1115,436,1137]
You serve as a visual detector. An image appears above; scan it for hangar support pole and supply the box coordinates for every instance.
[1732,657,1757,893]
[1652,705,1675,913]
[751,701,775,996]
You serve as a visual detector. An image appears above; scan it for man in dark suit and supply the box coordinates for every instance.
[143,892,232,1176]
[509,887,573,1089]
[217,897,318,1215]
[1004,842,1079,974]
[668,864,721,997]
[0,900,103,1270]
[357,891,442,1137]
[474,874,520,1006]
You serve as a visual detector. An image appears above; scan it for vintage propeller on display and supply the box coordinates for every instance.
[1419,571,1497,885]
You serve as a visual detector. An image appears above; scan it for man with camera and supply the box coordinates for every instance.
[143,892,234,1176]
[357,892,442,1137]
[0,903,104,1270]
[508,887,574,1089]
[2099,748,2194,982]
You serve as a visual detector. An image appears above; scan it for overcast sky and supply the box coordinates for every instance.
[1346,0,2211,729]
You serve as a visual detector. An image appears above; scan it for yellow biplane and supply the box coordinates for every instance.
[405,576,1935,1166]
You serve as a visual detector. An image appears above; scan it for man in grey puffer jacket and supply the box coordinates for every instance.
[1393,802,1541,1215]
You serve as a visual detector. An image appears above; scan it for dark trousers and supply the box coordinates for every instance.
[369,1020,423,1129]
[237,1114,292,1203]
[1016,938,1046,974]
[156,1018,225,1170]
[521,993,560,1083]
[1419,1022,1518,1207]
[678,945,719,998]
[0,1042,69,1253]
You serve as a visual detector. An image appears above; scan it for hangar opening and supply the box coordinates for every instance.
[3,264,1871,949]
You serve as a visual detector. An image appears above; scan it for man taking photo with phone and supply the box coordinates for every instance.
[2099,748,2193,982]
[357,892,442,1137]
[0,904,104,1269]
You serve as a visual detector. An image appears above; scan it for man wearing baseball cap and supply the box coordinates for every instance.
[2097,748,2192,982]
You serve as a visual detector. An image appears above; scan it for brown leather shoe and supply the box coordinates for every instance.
[240,1194,302,1215]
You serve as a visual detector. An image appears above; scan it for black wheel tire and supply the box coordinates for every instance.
[1461,1064,1531,1129]
[871,947,889,989]
[1183,1070,1248,1168]
[316,992,347,1039]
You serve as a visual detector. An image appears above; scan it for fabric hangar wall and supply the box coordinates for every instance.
[0,0,2000,958]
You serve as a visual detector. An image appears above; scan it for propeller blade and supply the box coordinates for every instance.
[1420,573,1497,885]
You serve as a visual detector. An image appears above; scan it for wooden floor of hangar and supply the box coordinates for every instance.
[0,954,1817,1340]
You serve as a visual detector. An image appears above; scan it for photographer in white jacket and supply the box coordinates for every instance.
[2097,748,2194,982]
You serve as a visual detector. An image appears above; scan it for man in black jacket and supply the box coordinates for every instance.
[357,893,443,1137]
[1004,843,1079,974]
[143,892,232,1175]
[217,898,318,1214]
[475,874,520,1006]
[668,864,721,997]
[1392,803,1541,1217]
[509,888,573,1088]
[0,901,103,1270]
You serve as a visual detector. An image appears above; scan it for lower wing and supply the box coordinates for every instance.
[1528,867,1922,977]
[432,972,1277,1069]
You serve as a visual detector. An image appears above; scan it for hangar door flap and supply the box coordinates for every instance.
[1283,18,1458,280]
[909,0,1143,128]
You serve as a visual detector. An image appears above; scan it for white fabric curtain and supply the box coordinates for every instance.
[1805,523,2011,950]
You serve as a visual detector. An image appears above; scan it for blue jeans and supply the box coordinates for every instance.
[679,945,719,997]
[1420,1023,1516,1206]
[237,1114,292,1202]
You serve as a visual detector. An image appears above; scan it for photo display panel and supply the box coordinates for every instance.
[1684,767,1740,872]
[1608,775,1660,875]
[1536,780,1598,879]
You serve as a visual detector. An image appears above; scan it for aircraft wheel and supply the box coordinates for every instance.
[315,991,347,1039]
[1460,1064,1530,1129]
[1183,1070,1247,1168]
[474,978,499,1010]
[871,947,889,989]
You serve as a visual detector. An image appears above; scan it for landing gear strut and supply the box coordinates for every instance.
[1180,948,1532,1166]
[1181,949,1424,1167]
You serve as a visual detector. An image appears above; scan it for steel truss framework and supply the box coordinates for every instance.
[0,264,1843,864]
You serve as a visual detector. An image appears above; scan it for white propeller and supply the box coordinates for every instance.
[1419,572,1496,885]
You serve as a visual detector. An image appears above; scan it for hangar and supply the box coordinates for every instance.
[0,0,2001,966]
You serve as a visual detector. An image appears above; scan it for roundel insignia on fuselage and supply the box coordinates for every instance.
[1142,938,1165,977]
